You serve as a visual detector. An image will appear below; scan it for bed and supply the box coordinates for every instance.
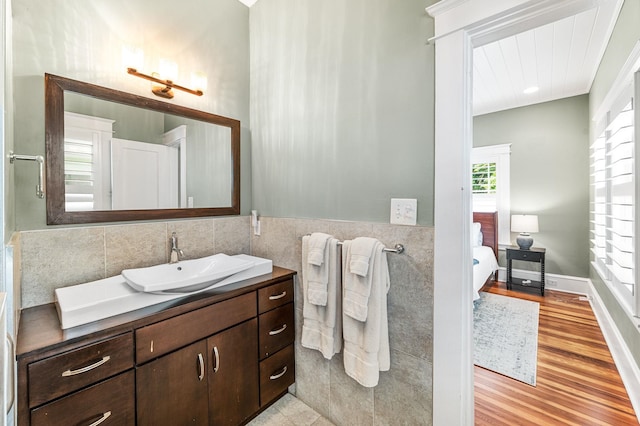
[472,212,499,301]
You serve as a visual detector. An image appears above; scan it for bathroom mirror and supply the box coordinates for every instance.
[45,73,240,225]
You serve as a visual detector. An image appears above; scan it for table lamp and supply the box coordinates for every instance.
[511,214,539,250]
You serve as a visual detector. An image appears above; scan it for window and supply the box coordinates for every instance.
[591,43,640,317]
[592,96,637,316]
[64,133,96,211]
[472,144,511,245]
[472,162,497,194]
[64,112,114,211]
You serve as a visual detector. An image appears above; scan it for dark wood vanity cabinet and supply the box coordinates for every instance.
[137,319,259,426]
[257,279,296,407]
[17,267,296,426]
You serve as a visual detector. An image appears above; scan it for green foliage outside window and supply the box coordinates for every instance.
[472,162,497,194]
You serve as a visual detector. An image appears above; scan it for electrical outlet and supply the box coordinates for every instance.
[390,198,417,225]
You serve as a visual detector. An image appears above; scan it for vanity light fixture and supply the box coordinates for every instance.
[126,67,204,98]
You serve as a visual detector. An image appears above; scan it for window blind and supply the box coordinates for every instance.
[591,99,636,314]
[64,137,95,211]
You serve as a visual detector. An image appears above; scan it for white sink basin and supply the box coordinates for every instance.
[122,253,254,293]
[56,254,273,329]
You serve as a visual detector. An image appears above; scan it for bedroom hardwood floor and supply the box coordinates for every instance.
[475,280,638,425]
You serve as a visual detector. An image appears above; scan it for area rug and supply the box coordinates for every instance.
[473,292,540,386]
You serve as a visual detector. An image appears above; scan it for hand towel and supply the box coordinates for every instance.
[306,233,332,306]
[308,232,331,266]
[342,240,390,387]
[301,235,342,359]
[349,237,377,276]
[343,237,380,321]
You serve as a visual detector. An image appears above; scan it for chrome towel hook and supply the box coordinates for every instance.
[9,151,45,198]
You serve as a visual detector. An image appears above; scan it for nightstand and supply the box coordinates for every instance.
[506,246,546,295]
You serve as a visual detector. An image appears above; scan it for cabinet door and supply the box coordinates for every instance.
[136,340,209,426]
[208,319,259,425]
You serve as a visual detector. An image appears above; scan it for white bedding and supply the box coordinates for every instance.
[473,245,498,301]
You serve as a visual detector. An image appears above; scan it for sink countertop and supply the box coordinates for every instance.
[17,266,296,361]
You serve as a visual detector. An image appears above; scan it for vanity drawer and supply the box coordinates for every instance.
[259,303,295,359]
[136,292,257,364]
[28,333,133,408]
[259,344,295,406]
[31,370,135,426]
[258,279,294,314]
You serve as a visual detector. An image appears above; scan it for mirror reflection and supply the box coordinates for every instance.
[64,92,232,211]
[45,73,240,225]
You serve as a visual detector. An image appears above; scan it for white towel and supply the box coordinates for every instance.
[349,237,377,276]
[342,240,390,387]
[306,233,332,305]
[343,237,380,321]
[308,232,331,266]
[301,236,342,359]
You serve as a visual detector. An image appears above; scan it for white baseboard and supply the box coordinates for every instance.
[496,267,589,295]
[587,280,640,423]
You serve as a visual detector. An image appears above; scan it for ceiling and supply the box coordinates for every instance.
[473,1,623,116]
[237,0,621,116]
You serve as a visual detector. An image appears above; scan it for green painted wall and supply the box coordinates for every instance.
[473,95,590,277]
[250,0,435,225]
[12,0,251,230]
[589,0,640,369]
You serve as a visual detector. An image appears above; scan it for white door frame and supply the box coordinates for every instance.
[426,1,605,424]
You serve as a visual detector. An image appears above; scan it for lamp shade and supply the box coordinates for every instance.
[511,215,539,233]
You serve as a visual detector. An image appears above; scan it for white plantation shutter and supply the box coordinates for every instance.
[471,162,497,211]
[591,89,637,315]
[591,133,607,274]
[64,112,114,211]
[64,135,96,211]
[607,101,635,310]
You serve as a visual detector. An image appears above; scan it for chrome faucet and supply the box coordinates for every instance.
[170,232,185,263]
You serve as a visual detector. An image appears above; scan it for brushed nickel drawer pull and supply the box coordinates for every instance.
[269,291,287,301]
[269,324,287,336]
[61,356,111,377]
[270,366,288,380]
[197,353,205,381]
[87,411,111,426]
[213,346,220,373]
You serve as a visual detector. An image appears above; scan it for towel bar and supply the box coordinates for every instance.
[336,241,404,254]
[302,235,405,254]
[9,151,45,198]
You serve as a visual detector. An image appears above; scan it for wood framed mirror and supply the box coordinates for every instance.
[45,73,240,225]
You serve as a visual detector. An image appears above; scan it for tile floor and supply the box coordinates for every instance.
[248,393,334,426]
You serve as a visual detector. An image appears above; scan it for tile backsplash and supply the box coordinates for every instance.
[251,217,434,425]
[17,216,250,308]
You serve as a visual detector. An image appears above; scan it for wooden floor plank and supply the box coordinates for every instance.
[474,281,638,425]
